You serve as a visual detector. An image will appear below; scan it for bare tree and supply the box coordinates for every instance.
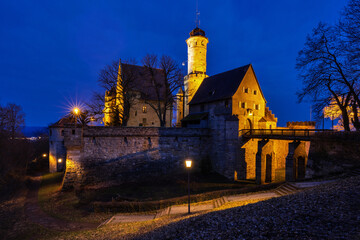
[142,54,183,127]
[87,59,137,126]
[296,21,359,131]
[0,103,25,138]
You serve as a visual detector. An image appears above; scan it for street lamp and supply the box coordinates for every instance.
[58,158,62,163]
[185,159,192,214]
[73,107,80,115]
[72,107,80,128]
[42,153,47,158]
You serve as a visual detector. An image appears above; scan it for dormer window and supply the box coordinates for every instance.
[142,106,147,113]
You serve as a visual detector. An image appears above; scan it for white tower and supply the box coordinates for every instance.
[184,27,209,116]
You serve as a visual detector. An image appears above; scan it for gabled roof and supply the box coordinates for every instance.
[107,63,166,101]
[189,64,266,105]
[122,64,166,101]
[49,115,74,128]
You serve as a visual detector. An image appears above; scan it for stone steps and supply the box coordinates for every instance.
[274,183,300,196]
[213,196,228,208]
[154,206,171,219]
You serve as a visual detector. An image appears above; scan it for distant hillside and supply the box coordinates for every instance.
[21,126,48,137]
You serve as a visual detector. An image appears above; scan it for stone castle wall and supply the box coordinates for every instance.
[307,132,360,177]
[62,127,211,189]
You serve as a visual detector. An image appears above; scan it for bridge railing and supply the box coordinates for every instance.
[240,129,335,138]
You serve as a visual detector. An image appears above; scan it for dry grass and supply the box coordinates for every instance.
[38,173,112,224]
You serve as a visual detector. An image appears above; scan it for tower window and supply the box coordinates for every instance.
[244,88,249,93]
[142,106,147,113]
[254,90,258,95]
[241,102,246,108]
[255,104,260,110]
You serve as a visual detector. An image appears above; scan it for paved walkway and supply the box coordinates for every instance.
[103,176,356,226]
[25,174,354,229]
[103,181,329,225]
[25,176,98,231]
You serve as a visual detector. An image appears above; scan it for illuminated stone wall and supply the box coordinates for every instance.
[127,98,172,127]
[231,65,268,131]
[104,92,173,127]
[235,138,309,183]
[61,127,211,188]
[58,123,315,189]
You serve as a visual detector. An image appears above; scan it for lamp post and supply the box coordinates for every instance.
[185,159,192,214]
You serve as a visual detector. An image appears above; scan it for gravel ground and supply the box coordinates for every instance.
[134,176,360,240]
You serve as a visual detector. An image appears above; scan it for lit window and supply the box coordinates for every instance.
[142,106,147,113]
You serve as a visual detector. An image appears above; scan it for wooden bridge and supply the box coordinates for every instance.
[240,129,334,141]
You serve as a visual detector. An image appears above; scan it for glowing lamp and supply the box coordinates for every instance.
[73,107,80,115]
[43,153,47,157]
[185,160,192,168]
[58,158,62,163]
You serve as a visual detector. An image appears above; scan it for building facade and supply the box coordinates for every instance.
[103,63,172,127]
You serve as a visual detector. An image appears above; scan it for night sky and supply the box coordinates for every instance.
[0,0,345,127]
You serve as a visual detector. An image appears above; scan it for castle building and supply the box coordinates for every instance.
[177,28,277,132]
[103,63,173,127]
[49,26,314,187]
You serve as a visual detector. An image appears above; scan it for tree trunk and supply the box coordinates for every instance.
[340,106,351,131]
[351,102,360,131]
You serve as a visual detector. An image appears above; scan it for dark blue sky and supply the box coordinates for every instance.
[0,0,345,126]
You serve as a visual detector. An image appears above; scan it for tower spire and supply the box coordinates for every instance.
[195,0,200,28]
